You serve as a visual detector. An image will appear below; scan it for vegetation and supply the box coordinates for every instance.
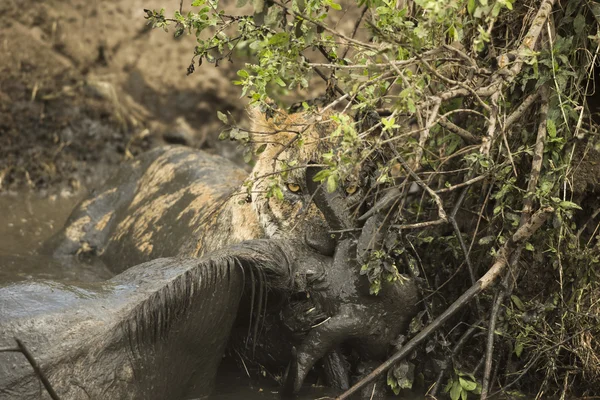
[146,0,600,398]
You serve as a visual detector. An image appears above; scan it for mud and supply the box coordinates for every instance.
[0,0,248,195]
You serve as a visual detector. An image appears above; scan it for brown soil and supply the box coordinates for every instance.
[0,0,247,194]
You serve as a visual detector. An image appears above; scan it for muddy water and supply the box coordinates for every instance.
[0,190,116,283]
[0,191,84,254]
[212,375,425,399]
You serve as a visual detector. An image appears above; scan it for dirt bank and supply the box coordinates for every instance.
[0,0,247,195]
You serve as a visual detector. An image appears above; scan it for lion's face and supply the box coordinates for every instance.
[249,107,336,255]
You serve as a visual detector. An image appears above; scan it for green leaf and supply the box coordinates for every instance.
[459,377,477,391]
[243,147,253,163]
[467,0,476,15]
[525,242,534,251]
[444,379,454,393]
[546,119,557,138]
[450,381,463,400]
[574,13,585,37]
[252,0,265,13]
[312,169,331,182]
[255,143,267,154]
[329,1,342,10]
[236,0,249,6]
[559,201,582,210]
[218,129,230,140]
[275,77,286,87]
[478,236,495,245]
[268,32,289,45]
[326,175,338,193]
[515,339,524,358]
[217,111,229,124]
[511,295,525,311]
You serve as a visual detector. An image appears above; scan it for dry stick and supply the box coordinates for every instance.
[480,289,503,399]
[479,91,500,156]
[435,174,487,194]
[449,187,482,314]
[480,87,550,399]
[414,98,441,169]
[504,92,541,131]
[336,207,554,400]
[508,0,556,78]
[14,338,61,400]
[438,117,480,144]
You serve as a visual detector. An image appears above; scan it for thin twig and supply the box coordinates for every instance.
[15,338,61,400]
[438,117,480,144]
[383,131,448,223]
[393,218,446,231]
[449,187,481,313]
[435,174,487,194]
[270,0,378,50]
[341,5,369,59]
[504,91,541,130]
[481,289,503,399]
[522,86,549,222]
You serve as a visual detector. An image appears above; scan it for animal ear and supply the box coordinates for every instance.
[248,101,292,151]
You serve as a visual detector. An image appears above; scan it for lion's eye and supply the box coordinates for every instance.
[346,185,358,195]
[286,183,302,193]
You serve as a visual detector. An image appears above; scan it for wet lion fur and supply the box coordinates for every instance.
[43,105,338,273]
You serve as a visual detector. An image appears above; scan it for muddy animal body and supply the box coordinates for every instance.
[0,240,331,400]
[42,146,253,272]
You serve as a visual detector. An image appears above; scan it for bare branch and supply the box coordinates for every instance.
[15,338,61,400]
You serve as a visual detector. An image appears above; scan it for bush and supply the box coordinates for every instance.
[146,0,600,397]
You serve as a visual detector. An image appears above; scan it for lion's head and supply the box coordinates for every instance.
[247,105,338,255]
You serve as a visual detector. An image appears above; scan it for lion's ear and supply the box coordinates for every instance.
[248,105,270,135]
[248,102,293,151]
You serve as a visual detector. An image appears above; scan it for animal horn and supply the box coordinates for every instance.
[305,166,355,232]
